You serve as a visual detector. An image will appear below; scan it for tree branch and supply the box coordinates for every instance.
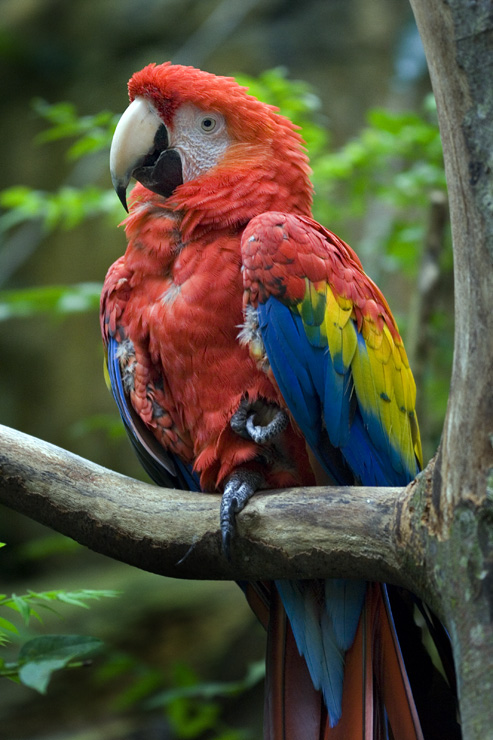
[0,423,430,595]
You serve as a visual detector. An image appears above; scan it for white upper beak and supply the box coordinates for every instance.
[110,97,163,208]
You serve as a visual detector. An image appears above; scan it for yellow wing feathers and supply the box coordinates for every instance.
[295,280,422,473]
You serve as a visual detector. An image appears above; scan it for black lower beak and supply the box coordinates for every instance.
[133,148,183,201]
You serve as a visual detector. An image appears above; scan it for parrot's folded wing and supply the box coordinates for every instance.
[106,335,199,491]
[241,211,422,488]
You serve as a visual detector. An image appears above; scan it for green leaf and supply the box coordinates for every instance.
[9,594,31,624]
[25,589,120,609]
[0,616,19,636]
[55,593,91,608]
[18,635,103,694]
[0,588,119,635]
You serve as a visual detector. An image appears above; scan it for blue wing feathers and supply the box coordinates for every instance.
[259,299,358,482]
[107,335,139,434]
[323,361,353,449]
[258,300,323,453]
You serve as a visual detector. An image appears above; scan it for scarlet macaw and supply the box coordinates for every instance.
[101,63,450,739]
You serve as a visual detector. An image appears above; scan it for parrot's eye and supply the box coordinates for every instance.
[200,116,218,133]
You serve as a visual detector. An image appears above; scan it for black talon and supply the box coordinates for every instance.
[220,469,264,559]
[229,401,251,439]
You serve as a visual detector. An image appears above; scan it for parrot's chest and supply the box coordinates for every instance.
[143,246,243,356]
[125,240,270,429]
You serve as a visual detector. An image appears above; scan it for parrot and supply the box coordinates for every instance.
[101,62,458,739]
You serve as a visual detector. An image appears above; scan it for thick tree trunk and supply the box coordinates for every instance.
[408,1,493,737]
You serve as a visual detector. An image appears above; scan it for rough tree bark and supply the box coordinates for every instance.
[0,1,492,738]
[406,1,493,738]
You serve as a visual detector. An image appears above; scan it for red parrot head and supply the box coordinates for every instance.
[110,62,312,222]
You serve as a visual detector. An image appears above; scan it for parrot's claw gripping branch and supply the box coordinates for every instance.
[220,469,264,559]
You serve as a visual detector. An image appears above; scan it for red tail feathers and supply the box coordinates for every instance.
[246,582,425,740]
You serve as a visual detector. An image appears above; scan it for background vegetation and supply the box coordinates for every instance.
[0,1,452,738]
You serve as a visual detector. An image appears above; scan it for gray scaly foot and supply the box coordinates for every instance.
[230,397,289,444]
[220,469,264,559]
[245,407,288,443]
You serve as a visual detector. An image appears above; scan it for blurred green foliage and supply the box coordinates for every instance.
[95,655,263,739]
[0,185,116,233]
[32,100,119,161]
[0,534,261,736]
[0,103,118,234]
[0,282,101,320]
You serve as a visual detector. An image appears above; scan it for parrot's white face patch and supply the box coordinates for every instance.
[168,103,232,182]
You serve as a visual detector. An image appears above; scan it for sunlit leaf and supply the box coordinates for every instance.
[0,616,19,636]
[9,595,31,624]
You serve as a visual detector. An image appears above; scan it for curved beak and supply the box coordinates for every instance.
[110,97,183,211]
